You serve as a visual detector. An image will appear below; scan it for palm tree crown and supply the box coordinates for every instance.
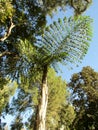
[35,16,93,69]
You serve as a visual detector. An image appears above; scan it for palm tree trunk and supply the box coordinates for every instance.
[37,65,48,130]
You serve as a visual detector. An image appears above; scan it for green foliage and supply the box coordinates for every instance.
[0,75,7,89]
[0,1,14,23]
[69,0,92,15]
[36,16,93,69]
[0,1,93,83]
[2,68,72,130]
[46,69,67,129]
[0,80,17,114]
[69,66,98,130]
[4,69,75,130]
[36,0,92,16]
[12,16,93,87]
[0,0,47,44]
[57,104,76,130]
[0,1,93,130]
[17,39,36,62]
[37,0,67,15]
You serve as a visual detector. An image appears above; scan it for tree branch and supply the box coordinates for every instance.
[0,18,15,42]
[0,51,19,58]
[85,0,92,3]
[71,0,77,10]
[71,0,91,15]
[0,51,12,57]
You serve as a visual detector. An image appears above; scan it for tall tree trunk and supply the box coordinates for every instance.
[37,65,48,130]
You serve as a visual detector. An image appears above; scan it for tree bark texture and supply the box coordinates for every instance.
[37,65,48,130]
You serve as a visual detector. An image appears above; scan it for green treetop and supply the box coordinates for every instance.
[69,66,98,130]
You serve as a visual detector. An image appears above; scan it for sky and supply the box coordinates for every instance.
[47,0,98,82]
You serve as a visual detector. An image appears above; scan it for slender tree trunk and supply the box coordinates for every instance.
[36,65,48,130]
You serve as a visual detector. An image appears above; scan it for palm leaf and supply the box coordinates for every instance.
[36,16,93,68]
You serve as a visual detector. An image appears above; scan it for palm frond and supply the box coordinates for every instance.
[36,16,93,68]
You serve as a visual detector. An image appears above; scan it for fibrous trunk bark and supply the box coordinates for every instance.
[37,65,48,130]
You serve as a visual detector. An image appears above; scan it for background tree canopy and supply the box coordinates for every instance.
[0,0,92,80]
[2,69,74,130]
[69,66,98,130]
